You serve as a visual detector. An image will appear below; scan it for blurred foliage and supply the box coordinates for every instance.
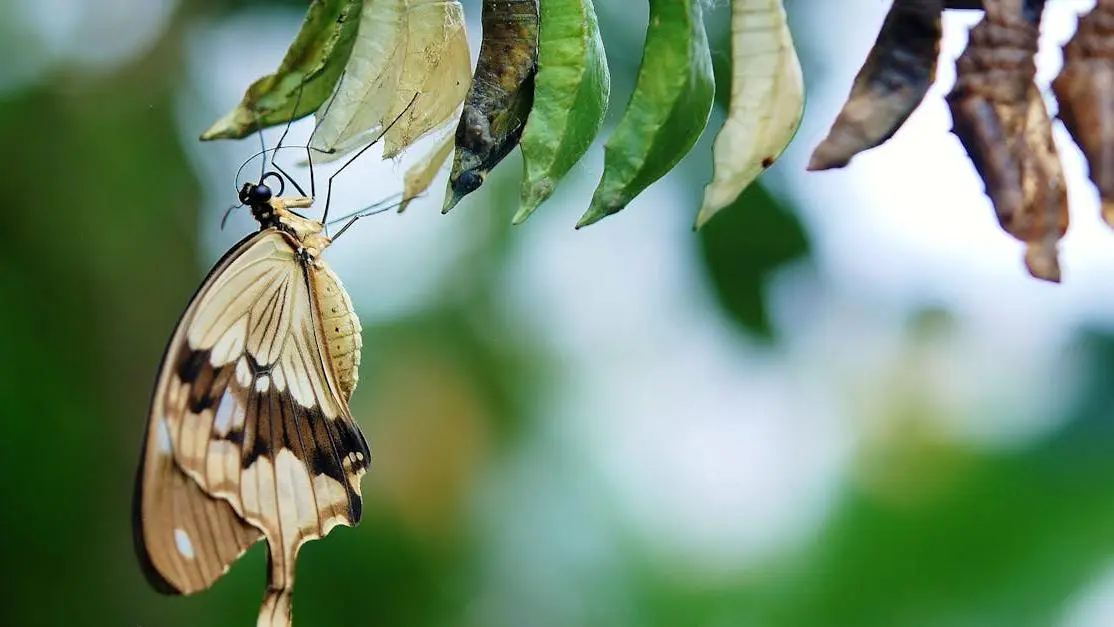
[2,2,1114,627]
[0,9,201,625]
[747,330,1114,627]
[697,183,808,340]
[558,329,1114,627]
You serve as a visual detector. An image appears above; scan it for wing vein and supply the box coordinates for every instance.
[208,264,283,349]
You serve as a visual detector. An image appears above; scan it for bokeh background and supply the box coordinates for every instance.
[4,0,1114,625]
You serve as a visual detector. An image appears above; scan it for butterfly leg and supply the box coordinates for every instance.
[280,197,315,210]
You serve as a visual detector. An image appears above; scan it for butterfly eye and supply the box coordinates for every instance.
[241,183,272,206]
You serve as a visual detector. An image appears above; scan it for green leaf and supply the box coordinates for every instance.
[514,0,611,224]
[444,0,540,213]
[577,0,715,228]
[696,0,804,229]
[200,0,362,141]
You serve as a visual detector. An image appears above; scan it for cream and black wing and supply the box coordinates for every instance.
[133,228,370,627]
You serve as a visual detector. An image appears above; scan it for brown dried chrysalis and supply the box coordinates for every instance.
[946,0,1067,282]
[1052,0,1114,228]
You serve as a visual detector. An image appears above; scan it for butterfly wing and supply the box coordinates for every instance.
[134,229,370,625]
[134,231,270,595]
[132,417,263,594]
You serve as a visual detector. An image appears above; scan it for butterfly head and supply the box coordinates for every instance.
[238,172,290,227]
[238,182,273,207]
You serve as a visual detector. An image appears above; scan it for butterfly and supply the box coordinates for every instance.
[132,171,370,627]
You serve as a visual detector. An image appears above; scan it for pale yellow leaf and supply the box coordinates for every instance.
[398,123,457,213]
[310,0,407,160]
[696,0,804,229]
[381,0,472,158]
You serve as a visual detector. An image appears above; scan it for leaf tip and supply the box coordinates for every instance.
[578,186,628,228]
[515,180,554,225]
[575,207,606,229]
[693,208,714,231]
[807,139,854,171]
[200,106,255,141]
[697,180,743,228]
[511,207,532,225]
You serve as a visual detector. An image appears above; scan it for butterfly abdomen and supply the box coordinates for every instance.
[314,262,362,400]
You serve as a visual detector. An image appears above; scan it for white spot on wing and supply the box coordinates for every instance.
[255,374,270,393]
[174,528,195,560]
[213,395,234,435]
[155,417,172,453]
[235,357,252,387]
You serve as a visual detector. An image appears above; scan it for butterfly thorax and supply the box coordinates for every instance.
[262,199,357,396]
[257,197,334,260]
[298,232,332,261]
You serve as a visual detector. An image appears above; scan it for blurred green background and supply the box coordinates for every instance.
[3,1,1114,626]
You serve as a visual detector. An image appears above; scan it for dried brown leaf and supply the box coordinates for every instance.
[809,0,943,171]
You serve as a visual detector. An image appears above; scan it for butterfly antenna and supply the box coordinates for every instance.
[322,92,420,231]
[254,112,267,182]
[220,203,242,230]
[261,171,286,198]
[233,153,257,195]
[229,117,267,194]
[237,145,334,192]
[305,137,317,200]
[269,80,310,198]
